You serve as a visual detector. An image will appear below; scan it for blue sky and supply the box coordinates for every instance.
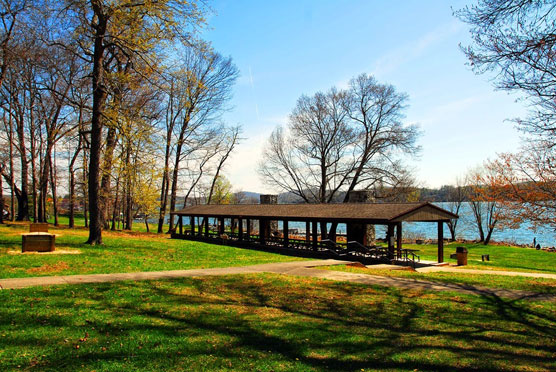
[202,0,526,193]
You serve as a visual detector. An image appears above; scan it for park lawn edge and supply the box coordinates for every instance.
[318,264,556,294]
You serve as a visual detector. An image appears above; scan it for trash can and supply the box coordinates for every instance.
[456,246,468,266]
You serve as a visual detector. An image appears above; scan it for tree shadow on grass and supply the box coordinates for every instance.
[1,275,556,371]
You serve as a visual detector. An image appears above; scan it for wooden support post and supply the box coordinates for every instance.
[179,216,183,235]
[306,221,310,242]
[238,218,243,241]
[246,218,251,240]
[260,218,266,245]
[328,223,336,244]
[387,224,395,260]
[312,221,318,251]
[204,217,209,238]
[219,218,224,235]
[283,220,289,249]
[396,222,402,259]
[198,217,202,237]
[438,221,444,263]
[191,216,195,236]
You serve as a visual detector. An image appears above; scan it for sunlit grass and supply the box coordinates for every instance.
[1,274,555,371]
[0,222,303,279]
[400,241,556,273]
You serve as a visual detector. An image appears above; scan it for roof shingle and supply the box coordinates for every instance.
[170,202,457,223]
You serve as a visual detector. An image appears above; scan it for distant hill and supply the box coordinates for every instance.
[238,185,473,204]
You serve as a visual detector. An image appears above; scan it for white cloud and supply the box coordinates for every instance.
[225,132,272,193]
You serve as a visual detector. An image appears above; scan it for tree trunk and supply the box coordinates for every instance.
[38,142,52,223]
[100,125,117,229]
[0,165,4,224]
[484,228,493,245]
[157,167,169,233]
[86,7,108,245]
[123,140,133,230]
[16,112,29,221]
[320,221,328,240]
[157,123,173,233]
[30,112,40,222]
[447,221,456,241]
[68,140,81,229]
[470,201,485,242]
[477,220,485,242]
[8,113,15,221]
[167,110,192,233]
[49,150,59,226]
[484,218,497,245]
[82,147,89,228]
[124,190,132,230]
[69,167,75,228]
[111,173,121,230]
[168,141,184,233]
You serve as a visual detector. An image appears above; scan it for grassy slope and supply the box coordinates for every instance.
[1,274,555,372]
[0,222,303,279]
[401,241,556,274]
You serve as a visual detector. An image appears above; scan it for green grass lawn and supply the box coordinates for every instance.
[46,215,162,234]
[399,241,556,274]
[320,265,556,294]
[1,274,555,372]
[3,220,556,371]
[0,222,303,279]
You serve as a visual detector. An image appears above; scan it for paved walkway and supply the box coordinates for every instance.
[0,260,554,300]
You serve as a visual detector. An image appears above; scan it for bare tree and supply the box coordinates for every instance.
[206,126,242,204]
[480,145,556,232]
[160,46,239,233]
[446,177,468,241]
[467,167,515,245]
[259,74,420,237]
[260,74,419,204]
[260,88,354,204]
[468,190,498,245]
[457,1,556,234]
[457,1,556,141]
[0,0,26,91]
[0,163,4,223]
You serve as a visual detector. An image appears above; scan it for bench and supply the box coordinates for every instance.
[29,223,49,233]
[22,233,55,252]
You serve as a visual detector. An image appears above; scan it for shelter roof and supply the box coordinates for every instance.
[171,202,458,223]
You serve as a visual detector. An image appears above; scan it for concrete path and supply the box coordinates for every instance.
[0,259,554,300]
[0,260,346,290]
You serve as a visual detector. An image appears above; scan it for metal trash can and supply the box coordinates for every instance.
[456,246,468,266]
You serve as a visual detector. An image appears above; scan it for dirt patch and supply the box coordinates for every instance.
[27,261,70,274]
[346,262,366,268]
[104,230,162,239]
[7,249,82,255]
